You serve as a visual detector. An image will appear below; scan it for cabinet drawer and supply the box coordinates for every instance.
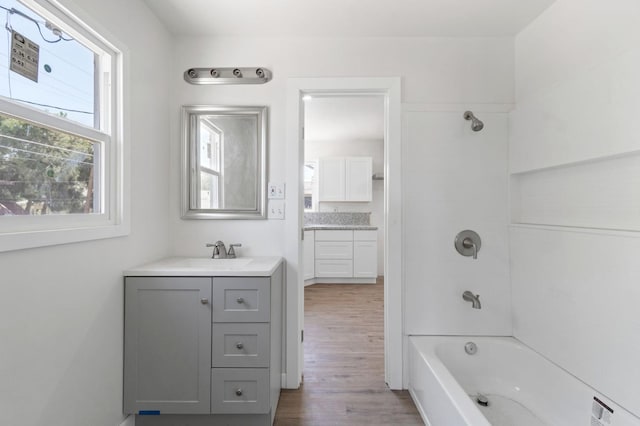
[212,323,270,368]
[315,241,353,259]
[315,230,353,241]
[213,278,270,322]
[315,259,353,277]
[354,230,377,241]
[211,368,270,414]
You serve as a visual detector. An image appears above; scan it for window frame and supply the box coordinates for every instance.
[0,0,126,252]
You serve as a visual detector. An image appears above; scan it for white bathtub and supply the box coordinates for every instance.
[408,336,640,426]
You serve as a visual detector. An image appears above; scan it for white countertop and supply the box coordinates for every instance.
[124,256,284,277]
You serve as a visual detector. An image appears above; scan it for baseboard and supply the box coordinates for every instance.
[118,415,134,426]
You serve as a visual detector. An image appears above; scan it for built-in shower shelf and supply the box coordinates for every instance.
[510,152,640,232]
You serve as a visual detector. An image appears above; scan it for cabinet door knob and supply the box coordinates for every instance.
[200,298,209,304]
[235,388,243,396]
[236,297,244,304]
[235,342,244,350]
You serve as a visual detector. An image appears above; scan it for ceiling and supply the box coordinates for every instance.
[143,0,556,37]
[304,96,384,143]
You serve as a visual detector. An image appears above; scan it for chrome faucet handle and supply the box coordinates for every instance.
[455,230,481,260]
[227,243,242,259]
[462,238,477,259]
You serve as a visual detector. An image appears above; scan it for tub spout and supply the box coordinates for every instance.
[463,291,481,309]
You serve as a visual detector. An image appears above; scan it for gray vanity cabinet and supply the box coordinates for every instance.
[124,277,212,414]
[123,262,283,426]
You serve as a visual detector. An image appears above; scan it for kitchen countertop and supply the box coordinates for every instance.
[304,224,378,231]
[124,256,283,277]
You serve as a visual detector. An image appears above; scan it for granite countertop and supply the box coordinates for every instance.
[304,224,378,231]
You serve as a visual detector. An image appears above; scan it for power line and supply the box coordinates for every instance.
[0,132,94,157]
[9,97,93,114]
[0,143,94,165]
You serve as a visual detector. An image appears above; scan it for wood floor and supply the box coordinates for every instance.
[274,279,423,426]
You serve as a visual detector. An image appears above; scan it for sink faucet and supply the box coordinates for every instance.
[462,291,481,309]
[205,241,242,259]
[206,241,227,259]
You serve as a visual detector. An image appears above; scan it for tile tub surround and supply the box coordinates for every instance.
[304,212,371,226]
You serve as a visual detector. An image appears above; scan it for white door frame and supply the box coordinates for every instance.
[284,77,403,389]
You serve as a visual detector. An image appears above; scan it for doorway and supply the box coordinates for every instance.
[284,78,402,390]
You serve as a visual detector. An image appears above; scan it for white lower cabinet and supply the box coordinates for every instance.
[354,230,378,278]
[315,259,354,277]
[303,230,315,280]
[354,241,378,277]
[307,229,377,282]
[124,265,283,426]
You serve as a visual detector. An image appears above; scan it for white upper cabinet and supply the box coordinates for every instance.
[345,157,373,201]
[318,157,372,202]
[318,157,346,201]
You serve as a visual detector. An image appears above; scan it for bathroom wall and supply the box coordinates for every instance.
[403,111,511,336]
[168,37,514,342]
[0,1,172,426]
[168,36,514,258]
[305,138,385,275]
[511,0,640,418]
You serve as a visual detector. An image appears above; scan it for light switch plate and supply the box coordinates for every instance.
[268,182,285,199]
[268,200,285,219]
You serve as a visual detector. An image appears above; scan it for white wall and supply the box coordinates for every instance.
[169,36,514,257]
[403,111,511,336]
[511,0,640,418]
[169,37,514,350]
[305,138,385,275]
[0,1,172,425]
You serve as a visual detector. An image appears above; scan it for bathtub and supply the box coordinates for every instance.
[408,336,640,426]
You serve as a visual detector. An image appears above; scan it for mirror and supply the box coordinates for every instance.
[181,105,267,219]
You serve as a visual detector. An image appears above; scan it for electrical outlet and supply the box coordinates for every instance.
[268,182,285,199]
[268,200,285,219]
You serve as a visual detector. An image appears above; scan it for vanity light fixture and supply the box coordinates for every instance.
[184,67,272,85]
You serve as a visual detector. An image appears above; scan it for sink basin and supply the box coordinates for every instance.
[125,256,283,276]
[168,257,253,270]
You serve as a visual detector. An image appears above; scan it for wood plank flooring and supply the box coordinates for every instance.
[274,279,423,426]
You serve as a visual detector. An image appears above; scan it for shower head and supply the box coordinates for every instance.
[463,111,484,132]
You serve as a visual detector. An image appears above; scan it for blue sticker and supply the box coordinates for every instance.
[138,410,160,415]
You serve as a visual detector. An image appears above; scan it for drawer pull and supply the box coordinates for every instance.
[235,388,243,396]
[236,297,244,304]
[200,298,209,304]
[235,342,244,350]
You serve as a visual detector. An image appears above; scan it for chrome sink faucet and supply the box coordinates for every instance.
[463,291,482,309]
[205,241,242,259]
[206,241,227,259]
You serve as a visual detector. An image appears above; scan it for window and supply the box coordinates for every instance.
[0,0,124,251]
[197,119,223,209]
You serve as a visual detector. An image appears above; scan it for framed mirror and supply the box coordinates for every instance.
[181,105,267,219]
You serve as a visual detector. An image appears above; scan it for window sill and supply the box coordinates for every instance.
[0,221,130,252]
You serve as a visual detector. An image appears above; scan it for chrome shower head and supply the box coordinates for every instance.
[463,111,484,132]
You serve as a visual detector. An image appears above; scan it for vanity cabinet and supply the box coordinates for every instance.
[124,263,283,426]
[318,157,372,202]
[124,277,212,414]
